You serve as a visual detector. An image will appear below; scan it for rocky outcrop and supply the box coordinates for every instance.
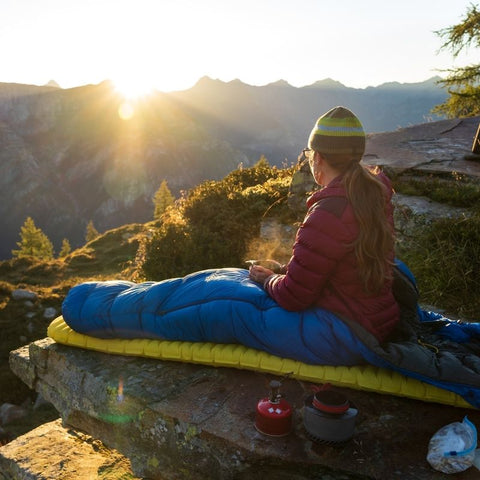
[4,338,480,479]
[365,116,480,178]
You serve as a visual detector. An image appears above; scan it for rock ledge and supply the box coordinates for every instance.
[2,338,480,479]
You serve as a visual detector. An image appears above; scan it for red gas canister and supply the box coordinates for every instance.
[255,380,292,436]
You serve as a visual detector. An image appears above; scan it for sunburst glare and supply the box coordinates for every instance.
[113,77,155,100]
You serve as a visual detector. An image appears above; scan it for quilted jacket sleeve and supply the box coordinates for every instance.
[264,199,354,311]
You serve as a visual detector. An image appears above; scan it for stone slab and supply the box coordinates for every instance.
[365,116,480,178]
[0,419,139,480]
[8,339,480,480]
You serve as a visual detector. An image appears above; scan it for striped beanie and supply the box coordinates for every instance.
[308,106,365,159]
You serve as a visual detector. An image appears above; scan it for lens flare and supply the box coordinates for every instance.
[118,101,135,120]
[117,376,124,402]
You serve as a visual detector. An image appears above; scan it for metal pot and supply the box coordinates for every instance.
[303,389,358,444]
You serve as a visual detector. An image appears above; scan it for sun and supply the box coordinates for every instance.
[113,77,156,100]
[111,72,196,120]
[113,68,198,98]
[112,77,158,120]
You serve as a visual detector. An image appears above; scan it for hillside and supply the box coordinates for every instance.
[0,77,447,260]
[0,221,153,408]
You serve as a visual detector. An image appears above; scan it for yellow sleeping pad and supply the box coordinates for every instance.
[48,316,472,408]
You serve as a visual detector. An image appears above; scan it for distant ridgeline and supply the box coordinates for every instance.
[0,77,446,260]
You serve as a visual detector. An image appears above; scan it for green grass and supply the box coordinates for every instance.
[392,171,480,208]
[65,222,153,278]
[396,212,480,318]
[391,170,480,318]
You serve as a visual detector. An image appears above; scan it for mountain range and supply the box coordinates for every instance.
[0,76,447,259]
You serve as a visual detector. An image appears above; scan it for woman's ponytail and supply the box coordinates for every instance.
[342,164,394,293]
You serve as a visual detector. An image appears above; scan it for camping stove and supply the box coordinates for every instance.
[255,380,292,436]
[303,387,358,444]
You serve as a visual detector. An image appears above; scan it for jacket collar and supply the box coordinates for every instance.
[306,175,345,208]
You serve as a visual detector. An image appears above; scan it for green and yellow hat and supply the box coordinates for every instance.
[308,106,365,159]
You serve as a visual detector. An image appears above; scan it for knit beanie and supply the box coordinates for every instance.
[308,106,365,159]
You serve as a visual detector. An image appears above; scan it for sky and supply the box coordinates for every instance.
[1,0,478,96]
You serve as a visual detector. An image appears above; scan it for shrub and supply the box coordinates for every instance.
[141,220,192,280]
[139,161,294,280]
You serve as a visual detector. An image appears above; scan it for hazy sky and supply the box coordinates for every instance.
[1,0,477,96]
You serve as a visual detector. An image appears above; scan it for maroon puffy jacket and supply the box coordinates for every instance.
[264,172,400,342]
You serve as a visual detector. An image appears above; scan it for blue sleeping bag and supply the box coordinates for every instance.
[62,268,366,366]
[62,264,480,407]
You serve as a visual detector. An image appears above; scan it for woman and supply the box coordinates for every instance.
[249,106,400,342]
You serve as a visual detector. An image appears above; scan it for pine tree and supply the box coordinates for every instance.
[153,180,175,220]
[59,238,71,257]
[12,217,54,260]
[85,220,99,243]
[433,4,480,117]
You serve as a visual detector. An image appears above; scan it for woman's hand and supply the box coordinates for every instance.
[249,264,275,283]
